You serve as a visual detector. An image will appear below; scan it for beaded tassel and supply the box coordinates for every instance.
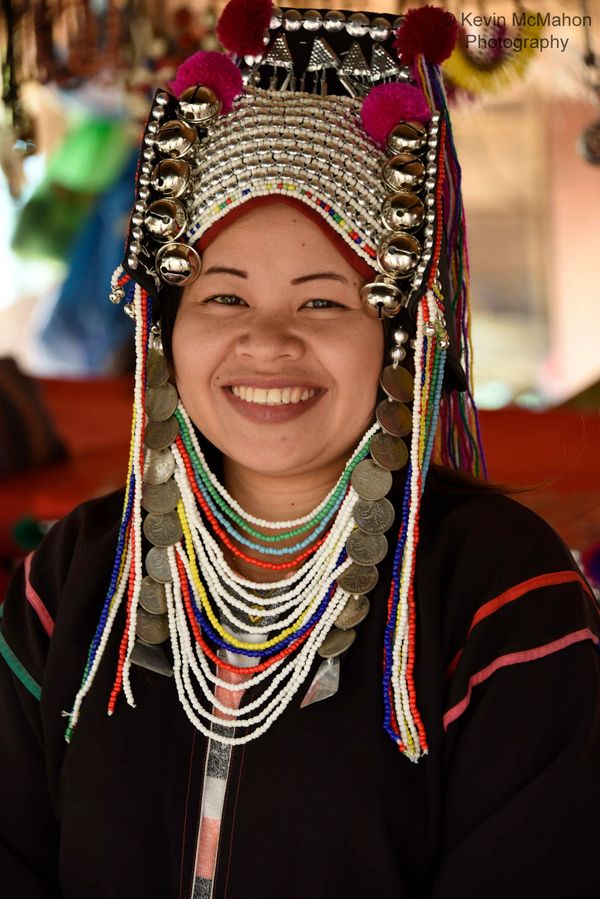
[66,273,150,740]
[414,54,486,478]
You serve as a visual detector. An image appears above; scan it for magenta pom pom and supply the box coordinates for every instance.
[216,0,273,57]
[394,4,459,65]
[168,51,243,114]
[361,83,431,147]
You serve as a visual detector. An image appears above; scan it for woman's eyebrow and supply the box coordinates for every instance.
[203,266,247,278]
[290,272,349,285]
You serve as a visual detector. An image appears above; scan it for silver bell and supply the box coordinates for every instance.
[377,233,422,278]
[177,85,221,125]
[360,278,403,318]
[155,242,202,286]
[150,159,191,198]
[381,192,425,232]
[144,199,188,243]
[382,154,426,192]
[386,122,429,155]
[154,119,197,159]
[109,286,126,304]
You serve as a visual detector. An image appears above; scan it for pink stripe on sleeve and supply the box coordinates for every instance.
[443,627,599,731]
[24,553,54,637]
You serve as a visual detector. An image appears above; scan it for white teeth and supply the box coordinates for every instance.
[230,386,316,405]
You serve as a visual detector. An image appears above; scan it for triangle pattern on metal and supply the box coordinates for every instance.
[263,33,294,70]
[340,41,370,78]
[370,43,401,81]
[306,36,341,72]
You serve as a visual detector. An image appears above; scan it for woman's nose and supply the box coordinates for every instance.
[234,313,304,361]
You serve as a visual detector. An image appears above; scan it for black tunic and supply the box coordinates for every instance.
[1,477,599,899]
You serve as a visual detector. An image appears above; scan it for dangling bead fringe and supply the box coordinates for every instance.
[414,53,487,479]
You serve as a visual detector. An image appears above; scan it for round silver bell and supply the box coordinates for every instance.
[360,279,403,318]
[370,17,391,41]
[302,9,322,30]
[155,242,202,286]
[346,12,370,36]
[283,9,302,30]
[154,119,197,159]
[381,192,425,232]
[177,85,221,125]
[387,122,429,155]
[382,154,425,192]
[150,159,191,198]
[323,9,345,31]
[377,233,422,278]
[144,199,187,243]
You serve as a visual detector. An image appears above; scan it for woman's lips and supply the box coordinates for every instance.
[223,384,324,423]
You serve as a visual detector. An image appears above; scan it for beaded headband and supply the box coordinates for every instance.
[68,4,486,763]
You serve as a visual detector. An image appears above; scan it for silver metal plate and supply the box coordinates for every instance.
[317,627,356,659]
[337,563,379,594]
[346,530,388,566]
[350,459,393,500]
[143,510,183,546]
[353,497,395,535]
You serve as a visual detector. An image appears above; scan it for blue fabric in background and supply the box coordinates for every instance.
[37,150,138,374]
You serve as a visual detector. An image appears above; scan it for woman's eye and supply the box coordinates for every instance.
[204,294,246,306]
[302,299,344,309]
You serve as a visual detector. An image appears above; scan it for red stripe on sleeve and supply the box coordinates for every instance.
[443,627,599,731]
[446,571,595,679]
[24,553,54,637]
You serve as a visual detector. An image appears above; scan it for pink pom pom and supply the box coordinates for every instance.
[361,83,431,147]
[216,0,273,57]
[394,4,459,65]
[168,51,243,114]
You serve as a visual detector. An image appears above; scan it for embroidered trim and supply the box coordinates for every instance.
[24,552,55,637]
[443,627,600,731]
[446,571,596,678]
[0,626,42,701]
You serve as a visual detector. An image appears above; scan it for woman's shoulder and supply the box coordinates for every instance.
[1,489,126,693]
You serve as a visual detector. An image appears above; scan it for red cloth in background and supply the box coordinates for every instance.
[0,378,598,561]
[0,377,132,559]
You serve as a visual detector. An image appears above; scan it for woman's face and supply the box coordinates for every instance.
[172,202,384,480]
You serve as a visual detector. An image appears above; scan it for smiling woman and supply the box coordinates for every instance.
[1,4,599,899]
[172,202,383,498]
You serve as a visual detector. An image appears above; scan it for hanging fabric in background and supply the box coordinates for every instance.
[35,150,138,374]
[11,117,134,263]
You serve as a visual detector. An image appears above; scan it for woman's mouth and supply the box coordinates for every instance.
[229,385,317,405]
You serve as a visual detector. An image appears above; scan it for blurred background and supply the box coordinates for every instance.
[0,0,599,593]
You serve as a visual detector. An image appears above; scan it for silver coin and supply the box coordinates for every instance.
[354,497,395,535]
[146,349,169,388]
[376,399,412,438]
[136,606,170,645]
[335,594,370,630]
[144,448,175,485]
[338,563,379,594]
[145,416,179,450]
[346,530,388,566]
[317,627,356,659]
[146,382,178,421]
[380,365,414,403]
[141,479,180,514]
[351,459,393,500]
[145,546,172,583]
[143,510,183,546]
[370,433,409,471]
[139,575,167,614]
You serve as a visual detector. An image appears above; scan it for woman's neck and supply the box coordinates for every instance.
[222,457,346,523]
